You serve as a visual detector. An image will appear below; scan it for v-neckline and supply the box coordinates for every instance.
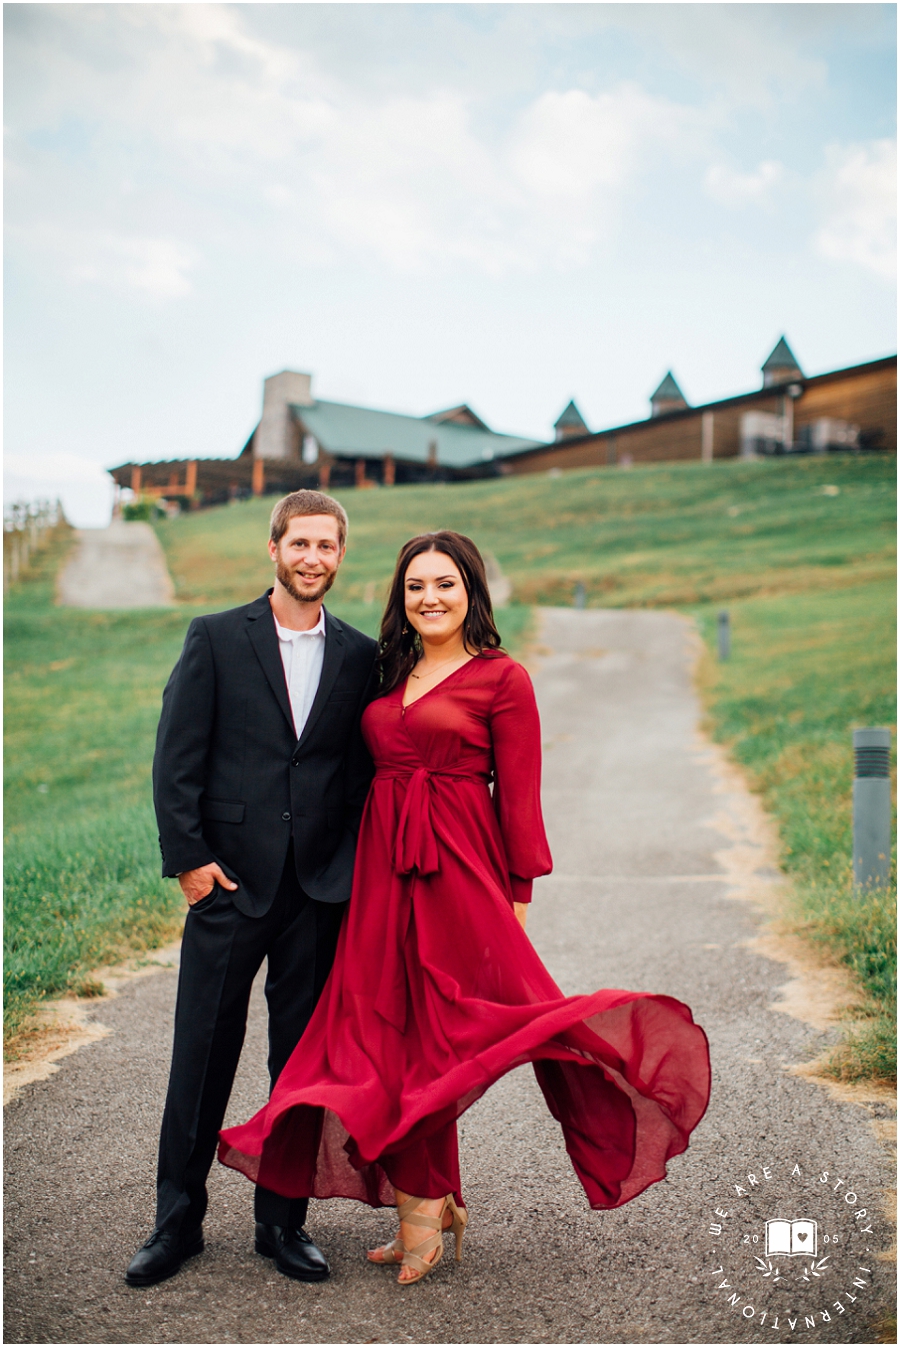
[400,655,478,712]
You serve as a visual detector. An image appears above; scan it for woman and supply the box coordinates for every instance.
[219,531,710,1285]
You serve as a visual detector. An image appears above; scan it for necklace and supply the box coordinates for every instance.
[409,653,467,680]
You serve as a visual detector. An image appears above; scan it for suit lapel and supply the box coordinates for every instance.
[296,608,346,752]
[245,592,295,734]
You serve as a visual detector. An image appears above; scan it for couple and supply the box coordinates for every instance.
[127,489,710,1290]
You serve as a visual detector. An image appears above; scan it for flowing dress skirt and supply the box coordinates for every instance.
[219,655,711,1209]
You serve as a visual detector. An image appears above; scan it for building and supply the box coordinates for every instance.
[108,338,896,510]
[506,340,896,476]
[108,373,543,509]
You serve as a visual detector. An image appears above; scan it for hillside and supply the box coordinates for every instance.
[6,454,895,1078]
[155,453,894,611]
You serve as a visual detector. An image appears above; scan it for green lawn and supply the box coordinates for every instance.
[696,579,896,1081]
[4,538,193,1042]
[155,453,894,609]
[5,454,895,1079]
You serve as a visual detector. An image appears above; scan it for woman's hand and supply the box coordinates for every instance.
[513,902,528,930]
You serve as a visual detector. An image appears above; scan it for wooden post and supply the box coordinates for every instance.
[427,440,438,470]
[355,459,366,488]
[252,457,265,495]
[384,453,395,486]
[319,462,331,490]
[185,460,198,496]
[701,412,714,463]
[131,465,142,494]
[782,394,794,451]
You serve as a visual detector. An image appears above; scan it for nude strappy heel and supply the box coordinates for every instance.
[445,1193,468,1262]
[366,1236,405,1265]
[369,1193,468,1271]
[396,1196,446,1285]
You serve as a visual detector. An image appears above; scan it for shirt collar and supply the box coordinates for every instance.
[274,607,326,642]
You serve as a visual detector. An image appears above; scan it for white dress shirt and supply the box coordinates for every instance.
[273,607,327,740]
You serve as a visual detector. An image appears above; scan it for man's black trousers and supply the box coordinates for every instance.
[154,846,345,1236]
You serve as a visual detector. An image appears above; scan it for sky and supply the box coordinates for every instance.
[4,2,897,526]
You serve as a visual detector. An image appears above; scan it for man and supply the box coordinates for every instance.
[126,490,377,1288]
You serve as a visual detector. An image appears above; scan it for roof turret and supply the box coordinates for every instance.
[650,372,688,417]
[553,399,589,441]
[762,337,803,387]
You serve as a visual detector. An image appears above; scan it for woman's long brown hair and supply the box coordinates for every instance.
[376,531,503,696]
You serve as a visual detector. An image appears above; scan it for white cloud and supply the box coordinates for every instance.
[71,233,197,300]
[4,7,713,279]
[705,160,786,207]
[814,139,897,279]
[511,85,681,200]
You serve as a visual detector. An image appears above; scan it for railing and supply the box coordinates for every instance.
[3,499,66,591]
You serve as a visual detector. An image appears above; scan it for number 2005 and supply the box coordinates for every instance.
[741,1234,839,1244]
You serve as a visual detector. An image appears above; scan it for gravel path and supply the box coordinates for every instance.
[57,520,174,607]
[4,609,894,1344]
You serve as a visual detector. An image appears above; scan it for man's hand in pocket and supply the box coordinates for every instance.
[178,863,239,906]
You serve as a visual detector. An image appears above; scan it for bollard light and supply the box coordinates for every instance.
[717,610,731,661]
[852,728,892,891]
[573,582,586,610]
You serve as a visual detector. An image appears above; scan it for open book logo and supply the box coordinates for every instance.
[765,1218,817,1257]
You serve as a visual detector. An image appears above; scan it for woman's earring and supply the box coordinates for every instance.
[402,622,409,635]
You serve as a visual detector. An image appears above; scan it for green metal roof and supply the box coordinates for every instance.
[291,399,543,468]
[650,371,687,403]
[762,336,803,373]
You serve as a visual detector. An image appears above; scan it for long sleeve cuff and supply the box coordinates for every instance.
[510,875,533,904]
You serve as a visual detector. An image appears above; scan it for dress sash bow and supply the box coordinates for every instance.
[378,757,493,877]
[373,755,492,1031]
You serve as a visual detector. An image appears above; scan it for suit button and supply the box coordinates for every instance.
[292,759,300,767]
[282,812,291,821]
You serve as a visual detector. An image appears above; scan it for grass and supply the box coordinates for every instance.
[696,579,896,1082]
[3,534,199,1045]
[5,453,895,1081]
[155,452,894,609]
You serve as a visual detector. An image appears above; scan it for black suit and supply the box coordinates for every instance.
[152,591,376,1236]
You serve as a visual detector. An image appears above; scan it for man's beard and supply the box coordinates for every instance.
[275,558,336,605]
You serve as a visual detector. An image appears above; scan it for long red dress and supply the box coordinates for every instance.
[218,653,710,1210]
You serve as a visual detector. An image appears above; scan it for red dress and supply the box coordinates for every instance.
[218,653,710,1209]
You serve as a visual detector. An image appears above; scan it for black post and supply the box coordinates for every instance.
[717,610,730,661]
[853,728,892,892]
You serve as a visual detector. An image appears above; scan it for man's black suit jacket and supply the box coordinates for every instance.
[153,590,378,917]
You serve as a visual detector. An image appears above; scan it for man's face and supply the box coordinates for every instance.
[269,514,346,605]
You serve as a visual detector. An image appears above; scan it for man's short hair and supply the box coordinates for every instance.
[269,490,349,550]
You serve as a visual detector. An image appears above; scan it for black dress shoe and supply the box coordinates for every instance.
[255,1223,330,1282]
[125,1227,204,1287]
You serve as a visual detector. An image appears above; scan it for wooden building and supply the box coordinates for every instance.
[505,340,897,476]
[108,339,896,510]
[108,371,542,509]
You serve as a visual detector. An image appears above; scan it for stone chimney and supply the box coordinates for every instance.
[253,371,313,461]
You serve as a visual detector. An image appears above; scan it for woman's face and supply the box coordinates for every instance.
[403,550,469,646]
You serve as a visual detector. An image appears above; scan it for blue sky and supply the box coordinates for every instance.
[5,3,896,525]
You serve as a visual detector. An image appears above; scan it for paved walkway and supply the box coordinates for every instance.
[4,610,894,1344]
[57,520,174,607]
